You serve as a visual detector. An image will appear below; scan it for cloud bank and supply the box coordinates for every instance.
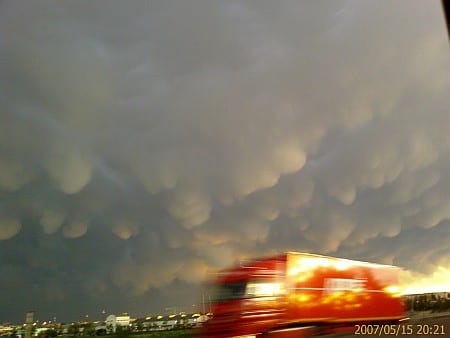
[0,0,449,322]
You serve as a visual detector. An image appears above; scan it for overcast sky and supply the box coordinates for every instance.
[1,0,449,323]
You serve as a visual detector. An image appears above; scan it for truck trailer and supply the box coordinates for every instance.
[199,252,406,337]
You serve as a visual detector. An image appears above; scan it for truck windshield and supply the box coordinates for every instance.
[209,279,284,302]
[209,281,247,302]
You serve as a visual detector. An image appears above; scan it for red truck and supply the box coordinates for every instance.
[198,252,406,337]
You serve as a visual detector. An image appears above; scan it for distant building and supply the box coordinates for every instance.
[105,314,130,333]
[0,324,14,336]
[131,313,210,332]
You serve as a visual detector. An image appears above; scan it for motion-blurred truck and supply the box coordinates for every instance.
[199,252,406,337]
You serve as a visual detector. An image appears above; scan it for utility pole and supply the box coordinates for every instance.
[202,294,205,314]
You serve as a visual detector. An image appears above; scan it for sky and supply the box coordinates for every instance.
[0,0,449,324]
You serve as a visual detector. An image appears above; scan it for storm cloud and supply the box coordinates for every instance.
[0,0,449,322]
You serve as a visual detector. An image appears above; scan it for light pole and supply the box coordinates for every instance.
[165,307,177,315]
[202,294,205,314]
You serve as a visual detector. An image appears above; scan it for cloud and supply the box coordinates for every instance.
[0,217,21,240]
[0,0,449,322]
[47,143,93,195]
[112,219,140,240]
[401,266,450,294]
[40,209,65,234]
[0,155,33,192]
[166,187,212,229]
[62,220,89,239]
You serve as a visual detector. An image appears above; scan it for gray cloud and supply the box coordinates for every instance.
[40,209,65,234]
[1,0,449,323]
[0,217,21,240]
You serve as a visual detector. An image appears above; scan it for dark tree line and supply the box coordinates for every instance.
[405,294,450,312]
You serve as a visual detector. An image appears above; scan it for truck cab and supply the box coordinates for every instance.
[199,252,406,338]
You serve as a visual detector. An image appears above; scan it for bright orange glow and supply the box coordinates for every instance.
[292,294,312,303]
[287,256,352,283]
[383,285,402,297]
[288,254,364,278]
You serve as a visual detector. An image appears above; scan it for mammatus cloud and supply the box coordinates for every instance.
[62,220,90,239]
[47,143,93,195]
[0,156,33,192]
[112,219,140,240]
[0,217,21,240]
[0,0,449,322]
[40,209,65,234]
[166,187,212,229]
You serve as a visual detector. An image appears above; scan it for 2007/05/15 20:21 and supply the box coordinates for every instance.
[354,324,446,335]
